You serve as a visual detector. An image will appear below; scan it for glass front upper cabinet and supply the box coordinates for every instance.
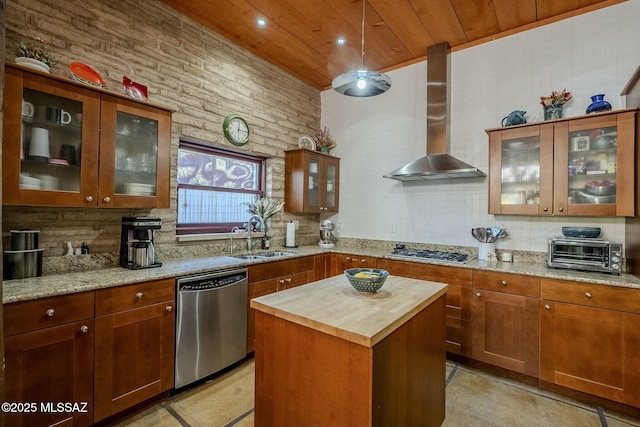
[3,64,172,208]
[113,111,159,198]
[21,88,84,193]
[489,125,554,215]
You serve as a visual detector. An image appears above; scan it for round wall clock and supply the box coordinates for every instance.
[223,114,251,146]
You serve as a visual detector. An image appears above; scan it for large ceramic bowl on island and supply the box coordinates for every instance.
[344,268,389,293]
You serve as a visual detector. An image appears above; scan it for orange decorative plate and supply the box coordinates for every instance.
[69,62,106,87]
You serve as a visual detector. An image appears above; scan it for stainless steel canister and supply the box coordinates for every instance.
[3,249,43,279]
[10,229,40,250]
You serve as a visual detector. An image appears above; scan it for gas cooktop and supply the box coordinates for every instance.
[387,248,474,264]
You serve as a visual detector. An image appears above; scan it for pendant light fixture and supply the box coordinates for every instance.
[332,0,391,97]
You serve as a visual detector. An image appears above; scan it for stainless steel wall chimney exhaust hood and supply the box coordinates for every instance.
[384,42,486,181]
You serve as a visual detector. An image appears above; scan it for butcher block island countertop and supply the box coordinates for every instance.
[251,274,448,427]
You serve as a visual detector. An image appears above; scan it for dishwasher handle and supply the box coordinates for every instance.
[177,268,248,292]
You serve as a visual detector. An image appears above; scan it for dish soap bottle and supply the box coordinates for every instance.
[261,233,270,250]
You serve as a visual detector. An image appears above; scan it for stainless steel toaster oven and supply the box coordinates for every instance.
[548,237,622,274]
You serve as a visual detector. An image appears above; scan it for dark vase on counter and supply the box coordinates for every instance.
[586,94,612,114]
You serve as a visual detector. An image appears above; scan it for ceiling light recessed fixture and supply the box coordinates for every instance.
[336,38,346,45]
[332,0,391,97]
[257,18,267,27]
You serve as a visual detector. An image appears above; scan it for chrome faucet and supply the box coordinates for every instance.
[229,226,241,255]
[245,215,265,253]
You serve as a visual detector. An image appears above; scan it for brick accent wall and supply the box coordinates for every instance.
[3,0,322,258]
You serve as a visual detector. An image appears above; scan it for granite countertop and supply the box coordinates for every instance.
[250,275,448,347]
[4,245,640,304]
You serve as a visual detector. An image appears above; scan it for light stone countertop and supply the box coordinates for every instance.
[250,274,448,347]
[4,246,640,304]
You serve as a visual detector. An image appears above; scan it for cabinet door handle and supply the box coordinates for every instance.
[279,279,285,285]
[543,207,548,212]
[500,280,507,287]
[136,292,143,299]
[345,257,351,261]
[166,306,173,312]
[46,308,55,317]
[286,278,292,283]
[585,292,592,299]
[475,292,482,298]
[85,195,93,202]
[360,259,366,263]
[557,207,564,212]
[80,325,89,333]
[544,304,551,310]
[103,196,111,203]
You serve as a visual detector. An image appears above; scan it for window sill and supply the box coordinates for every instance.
[176,231,264,243]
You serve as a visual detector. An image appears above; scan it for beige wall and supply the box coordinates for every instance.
[3,0,321,258]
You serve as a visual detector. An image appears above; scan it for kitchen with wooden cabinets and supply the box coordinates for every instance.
[3,0,640,426]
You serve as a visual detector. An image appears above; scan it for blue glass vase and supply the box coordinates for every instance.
[586,94,612,114]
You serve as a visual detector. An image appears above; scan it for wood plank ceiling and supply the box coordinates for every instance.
[159,0,624,90]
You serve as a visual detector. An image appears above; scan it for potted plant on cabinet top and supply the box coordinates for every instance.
[15,36,56,73]
[540,89,572,120]
[314,127,337,153]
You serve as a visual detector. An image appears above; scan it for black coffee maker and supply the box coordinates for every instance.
[120,217,162,269]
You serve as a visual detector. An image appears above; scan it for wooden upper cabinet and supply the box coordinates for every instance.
[3,63,172,208]
[285,148,340,213]
[487,109,637,217]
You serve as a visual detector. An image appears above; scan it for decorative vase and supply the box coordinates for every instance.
[543,104,563,120]
[15,57,50,73]
[586,94,612,114]
[319,147,330,154]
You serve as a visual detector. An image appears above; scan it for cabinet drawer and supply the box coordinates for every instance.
[474,270,539,297]
[248,256,315,282]
[96,278,175,316]
[540,278,640,314]
[4,291,95,336]
[420,265,473,287]
[376,259,421,279]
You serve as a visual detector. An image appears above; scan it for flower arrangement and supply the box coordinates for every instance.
[314,126,337,152]
[16,36,56,67]
[540,89,572,107]
[242,196,285,228]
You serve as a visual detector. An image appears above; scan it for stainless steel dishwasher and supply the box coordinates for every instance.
[175,267,248,389]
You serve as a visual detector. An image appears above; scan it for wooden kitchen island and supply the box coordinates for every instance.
[250,274,448,427]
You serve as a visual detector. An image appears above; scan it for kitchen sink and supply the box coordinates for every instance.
[230,251,297,260]
[257,250,297,258]
[230,254,263,260]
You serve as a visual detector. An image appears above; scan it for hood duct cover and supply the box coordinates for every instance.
[384,42,486,181]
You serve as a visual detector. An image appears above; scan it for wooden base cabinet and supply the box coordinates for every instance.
[247,256,315,353]
[421,264,473,357]
[540,279,640,406]
[472,271,540,376]
[3,293,95,427]
[94,279,175,422]
[330,253,377,275]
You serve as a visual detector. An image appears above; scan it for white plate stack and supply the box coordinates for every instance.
[125,183,155,196]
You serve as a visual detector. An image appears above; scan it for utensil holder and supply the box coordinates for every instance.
[478,242,496,261]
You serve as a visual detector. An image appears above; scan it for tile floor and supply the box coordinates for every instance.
[117,359,640,427]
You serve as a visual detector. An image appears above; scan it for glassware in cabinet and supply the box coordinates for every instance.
[20,88,84,193]
[566,126,617,205]
[113,111,159,198]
